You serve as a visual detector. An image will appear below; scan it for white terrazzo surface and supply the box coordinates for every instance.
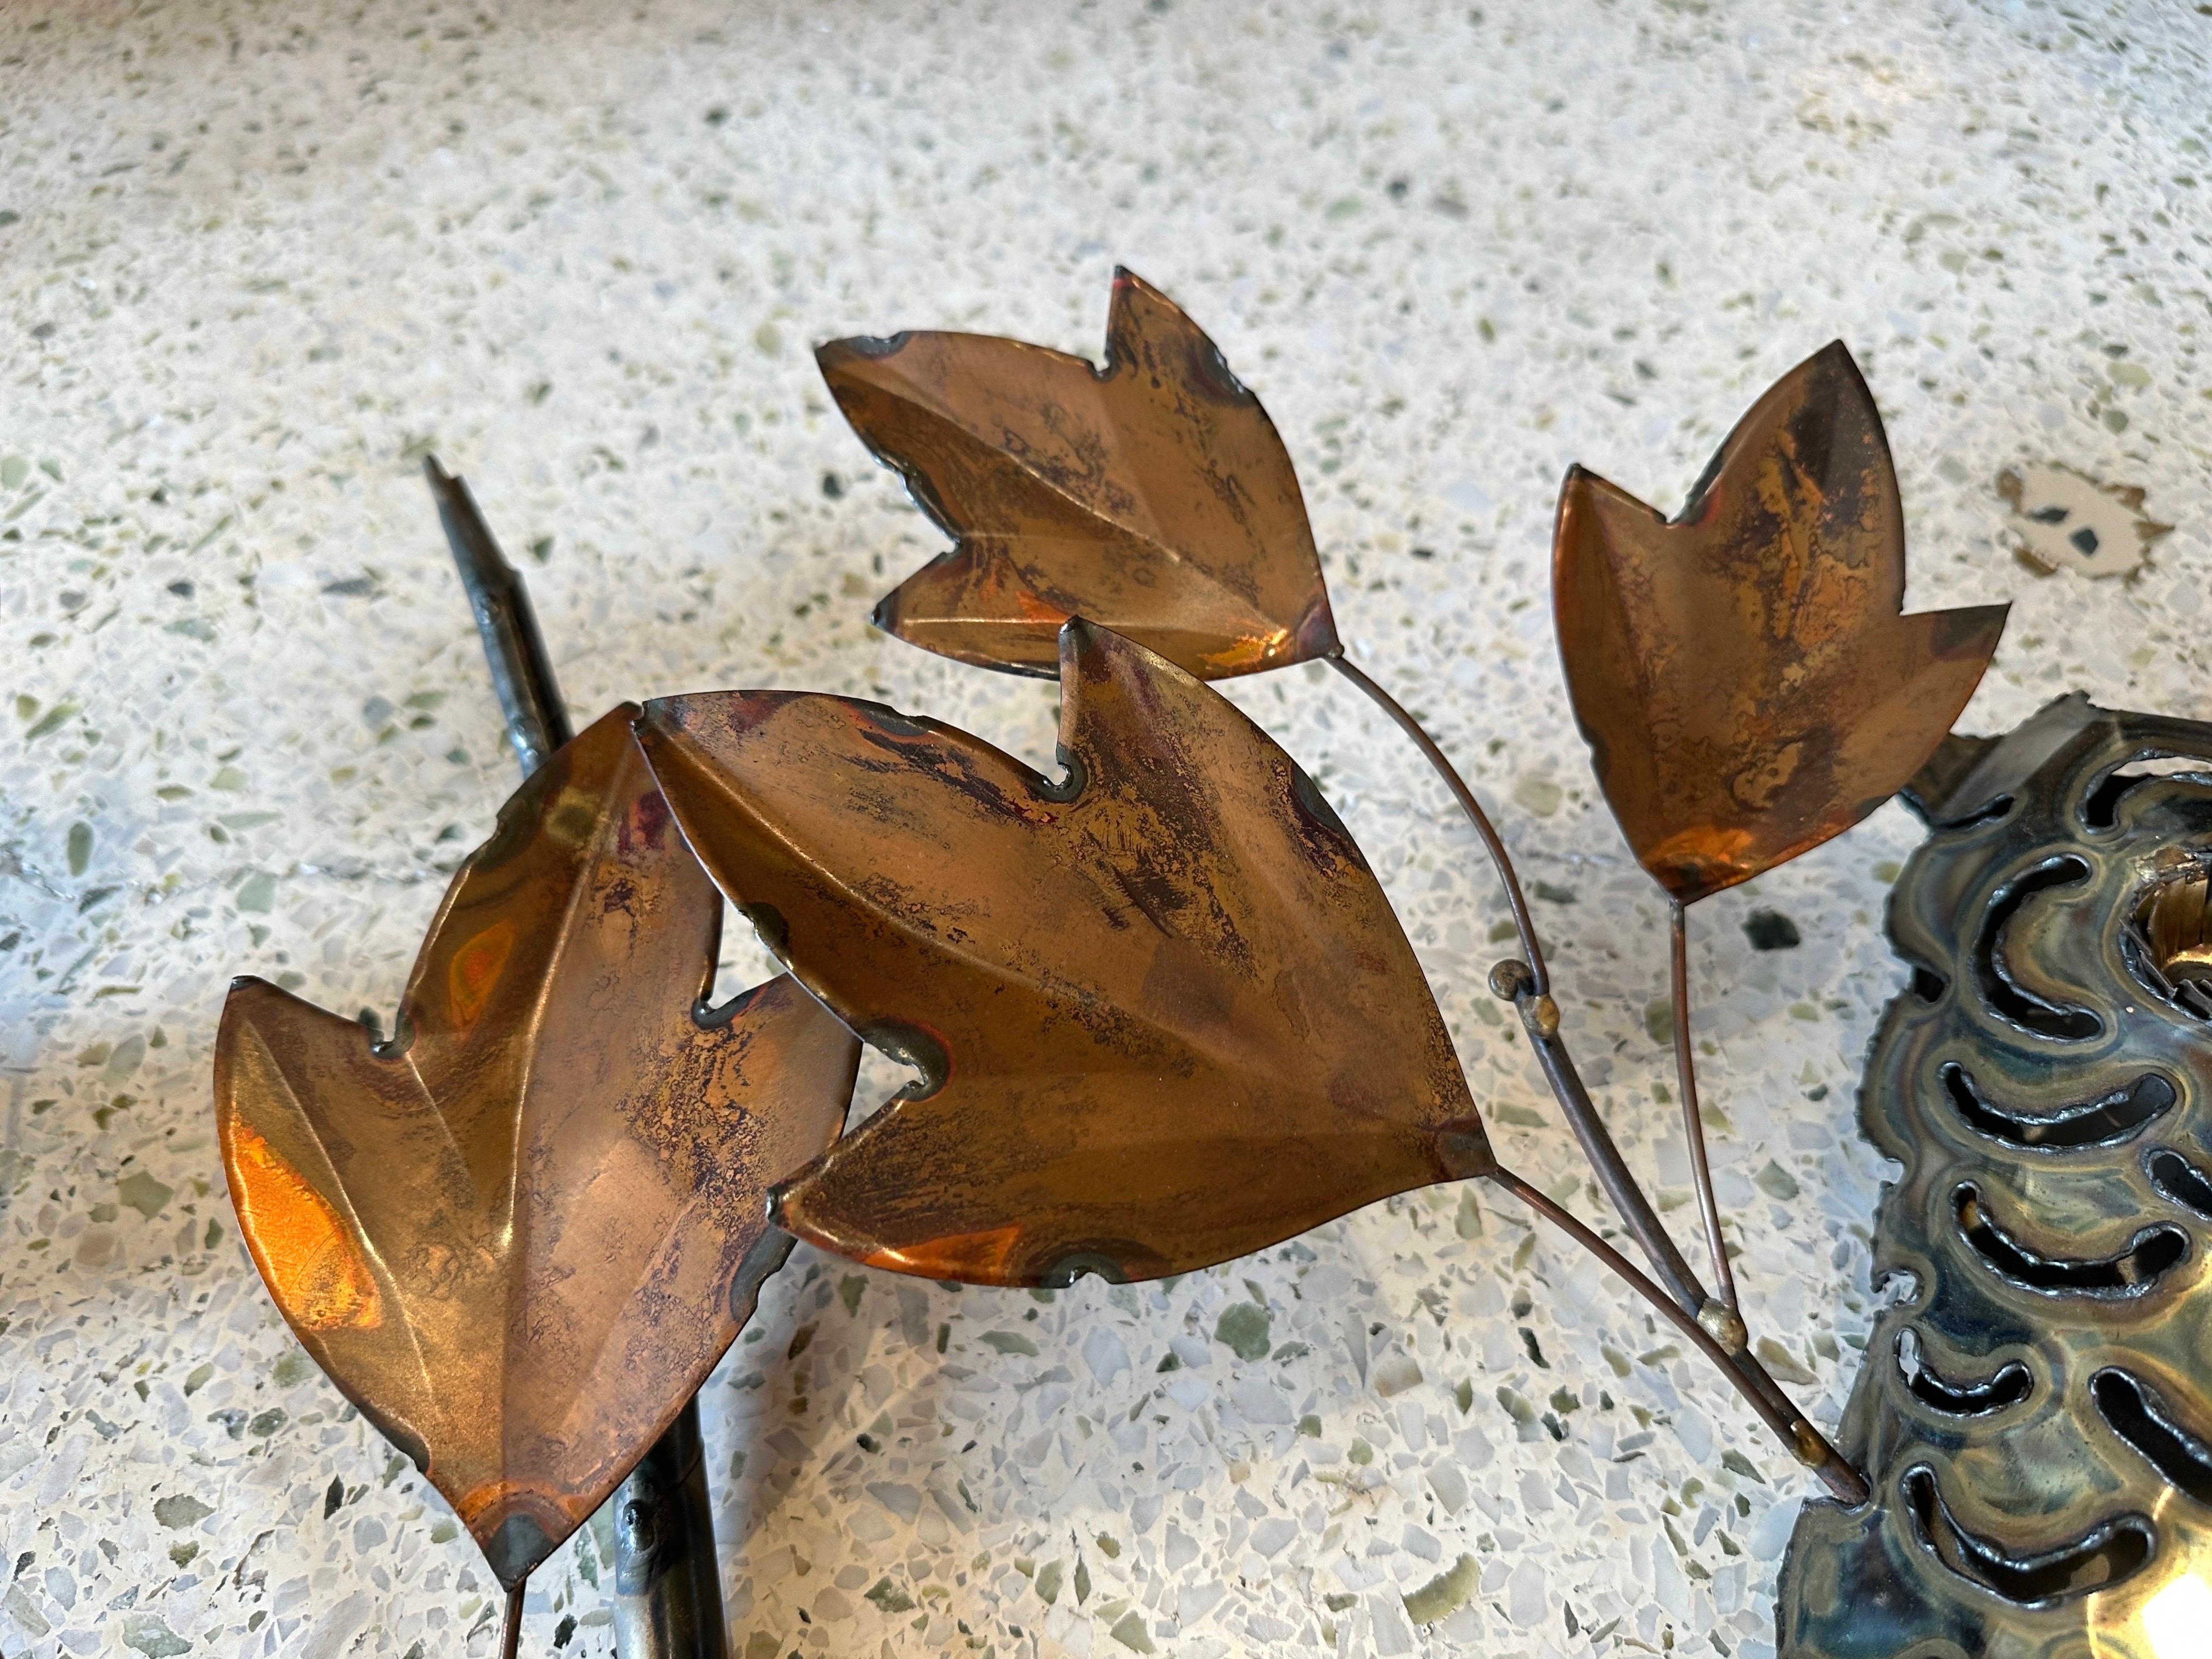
[4,2,2210,1655]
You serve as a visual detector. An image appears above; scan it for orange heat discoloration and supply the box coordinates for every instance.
[1011,590,1072,624]
[1199,625,1294,675]
[446,918,515,1029]
[226,1120,383,1331]
[860,1224,1026,1284]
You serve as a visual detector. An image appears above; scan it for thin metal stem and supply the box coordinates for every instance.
[1671,901,1740,1312]
[501,1578,527,1659]
[1488,1169,1867,1506]
[1500,977,1802,1429]
[426,456,723,1659]
[1327,654,1551,994]
[1328,653,1849,1479]
[1326,656,1702,1300]
[1505,977,1703,1312]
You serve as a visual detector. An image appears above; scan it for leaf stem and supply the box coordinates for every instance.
[1327,654,1550,994]
[1488,1168,1868,1506]
[1327,658,1705,1307]
[501,1577,527,1659]
[1330,654,1861,1496]
[1672,900,1740,1313]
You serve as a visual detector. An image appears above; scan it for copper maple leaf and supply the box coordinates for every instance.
[632,620,1488,1288]
[1553,341,2009,905]
[213,708,859,1588]
[818,267,1339,680]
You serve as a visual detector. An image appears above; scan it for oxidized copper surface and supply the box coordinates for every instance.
[634,619,1488,1288]
[214,707,859,1589]
[820,267,1340,681]
[1553,342,2009,905]
[1782,696,2212,1658]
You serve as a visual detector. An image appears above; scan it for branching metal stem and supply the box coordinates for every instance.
[1328,654,1550,992]
[1488,1170,1867,1505]
[1331,651,1863,1501]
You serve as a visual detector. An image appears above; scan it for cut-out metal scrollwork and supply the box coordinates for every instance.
[1782,693,2212,1658]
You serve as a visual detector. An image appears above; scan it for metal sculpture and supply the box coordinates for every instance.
[205,269,2138,1657]
[637,616,1848,1472]
[814,275,1910,1501]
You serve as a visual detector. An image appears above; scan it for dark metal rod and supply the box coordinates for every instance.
[1671,900,1740,1312]
[425,456,573,771]
[1328,654,1551,994]
[1488,1169,1869,1506]
[501,1582,526,1659]
[612,1395,730,1659]
[426,455,726,1659]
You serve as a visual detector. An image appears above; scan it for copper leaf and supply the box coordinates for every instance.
[819,267,1339,681]
[1553,341,2008,905]
[633,620,1487,1288]
[213,707,859,1588]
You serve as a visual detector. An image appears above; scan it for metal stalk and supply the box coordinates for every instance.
[1488,1170,1866,1506]
[1671,900,1741,1314]
[1330,652,1862,1501]
[611,1400,729,1659]
[427,457,573,770]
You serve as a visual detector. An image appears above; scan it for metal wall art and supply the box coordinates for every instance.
[209,267,2205,1659]
[793,276,2004,1503]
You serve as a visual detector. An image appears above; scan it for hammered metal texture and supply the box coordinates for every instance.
[634,619,1489,1289]
[1781,695,2212,1658]
[820,267,1341,681]
[213,708,859,1589]
[1554,342,2010,905]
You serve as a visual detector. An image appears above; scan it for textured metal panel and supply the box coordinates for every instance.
[1782,695,2212,1658]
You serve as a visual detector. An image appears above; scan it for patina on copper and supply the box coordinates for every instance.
[1553,340,2010,906]
[634,619,1489,1288]
[1782,696,2212,1658]
[214,706,859,1590]
[819,267,1339,680]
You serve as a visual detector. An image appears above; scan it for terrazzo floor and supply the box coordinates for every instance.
[4,1,2210,1655]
